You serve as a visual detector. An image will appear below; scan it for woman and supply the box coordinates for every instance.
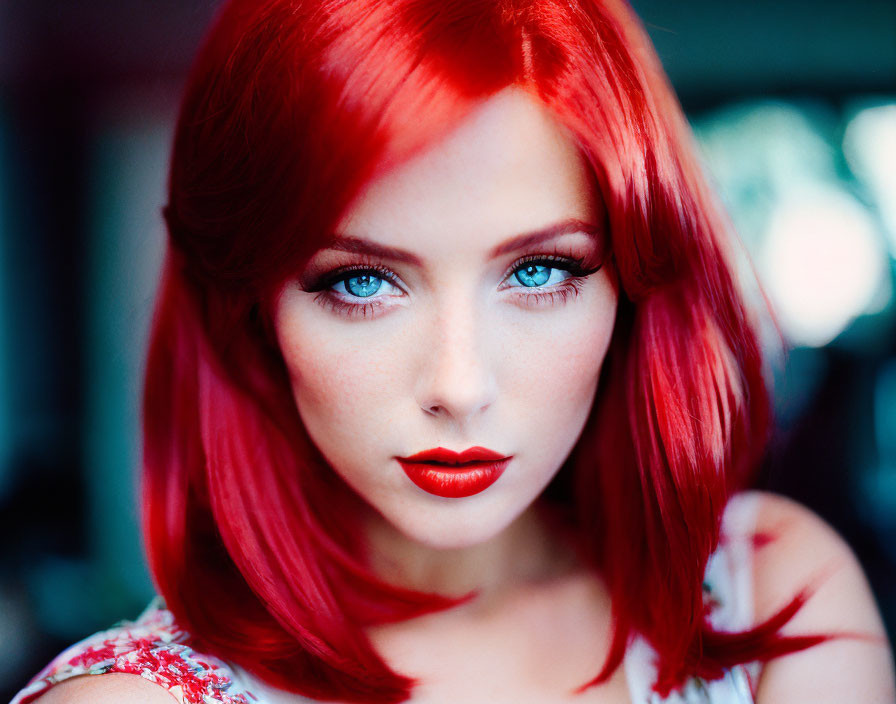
[13,0,895,702]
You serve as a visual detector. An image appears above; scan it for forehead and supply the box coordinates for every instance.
[335,86,598,255]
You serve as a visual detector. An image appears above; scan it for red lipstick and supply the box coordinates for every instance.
[396,446,510,498]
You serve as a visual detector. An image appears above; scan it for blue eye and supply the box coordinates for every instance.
[306,252,601,320]
[509,261,576,289]
[324,267,400,300]
[344,274,383,297]
[514,264,552,287]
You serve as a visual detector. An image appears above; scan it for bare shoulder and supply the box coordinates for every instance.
[736,490,896,703]
[29,672,177,704]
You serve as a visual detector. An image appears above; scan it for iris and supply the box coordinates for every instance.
[345,274,382,297]
[515,264,551,287]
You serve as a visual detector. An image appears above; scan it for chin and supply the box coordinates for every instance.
[405,528,501,551]
[380,498,526,551]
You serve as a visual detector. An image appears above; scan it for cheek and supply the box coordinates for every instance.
[501,276,617,431]
[274,299,412,450]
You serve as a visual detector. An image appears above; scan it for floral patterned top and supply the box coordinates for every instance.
[11,495,761,704]
[10,597,258,704]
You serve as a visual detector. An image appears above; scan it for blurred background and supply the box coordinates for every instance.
[0,0,894,698]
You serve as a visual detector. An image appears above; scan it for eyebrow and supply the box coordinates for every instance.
[487,218,602,258]
[324,217,602,265]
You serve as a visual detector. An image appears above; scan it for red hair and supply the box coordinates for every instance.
[143,0,821,700]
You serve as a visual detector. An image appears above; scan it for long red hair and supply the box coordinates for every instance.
[143,0,820,700]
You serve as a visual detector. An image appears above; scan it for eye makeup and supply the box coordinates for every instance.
[297,238,609,320]
[303,260,407,319]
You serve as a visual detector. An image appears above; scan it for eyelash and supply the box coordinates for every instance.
[305,254,601,320]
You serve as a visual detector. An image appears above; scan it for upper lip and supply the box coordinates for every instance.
[397,446,509,465]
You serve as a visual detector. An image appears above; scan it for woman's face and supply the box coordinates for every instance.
[273,87,618,550]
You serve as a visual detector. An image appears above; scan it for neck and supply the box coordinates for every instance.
[364,501,581,608]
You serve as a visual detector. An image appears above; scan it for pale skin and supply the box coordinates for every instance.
[38,88,895,703]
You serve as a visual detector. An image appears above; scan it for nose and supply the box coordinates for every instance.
[415,299,498,426]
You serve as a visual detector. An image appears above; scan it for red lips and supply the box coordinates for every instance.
[396,446,510,498]
[398,446,508,464]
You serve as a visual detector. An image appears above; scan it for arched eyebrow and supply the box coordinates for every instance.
[487,218,602,258]
[324,217,602,265]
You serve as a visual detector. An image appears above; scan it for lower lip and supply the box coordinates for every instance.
[397,459,509,498]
